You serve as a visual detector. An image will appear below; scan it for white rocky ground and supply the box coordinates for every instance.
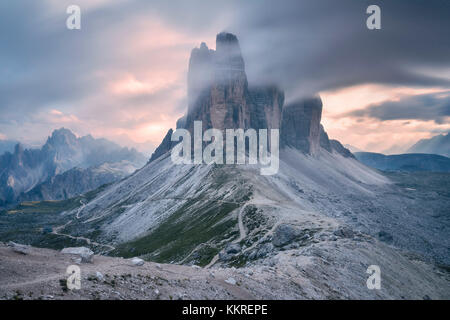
[0,238,448,300]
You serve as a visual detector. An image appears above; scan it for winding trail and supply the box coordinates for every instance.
[206,205,247,269]
[51,227,115,253]
[51,198,115,254]
[75,199,86,219]
[0,274,63,289]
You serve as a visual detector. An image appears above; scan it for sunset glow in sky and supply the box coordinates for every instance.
[1,0,449,155]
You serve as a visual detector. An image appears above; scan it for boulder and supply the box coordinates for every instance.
[272,224,303,247]
[95,271,104,281]
[8,241,31,255]
[71,257,82,264]
[130,257,145,266]
[61,247,94,263]
[224,277,237,285]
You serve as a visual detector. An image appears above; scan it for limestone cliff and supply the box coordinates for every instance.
[150,32,352,161]
[280,97,323,155]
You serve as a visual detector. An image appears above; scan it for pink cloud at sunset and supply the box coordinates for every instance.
[321,85,450,153]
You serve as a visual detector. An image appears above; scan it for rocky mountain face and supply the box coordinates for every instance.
[280,97,323,155]
[16,161,137,202]
[151,32,351,160]
[407,132,450,157]
[0,128,146,207]
[185,33,252,132]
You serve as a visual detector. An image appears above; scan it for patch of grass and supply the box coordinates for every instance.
[114,199,239,266]
[6,198,81,215]
[190,245,221,266]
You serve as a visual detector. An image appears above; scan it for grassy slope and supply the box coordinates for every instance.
[113,200,239,266]
[112,166,251,266]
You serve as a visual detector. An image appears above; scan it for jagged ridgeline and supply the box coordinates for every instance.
[0,128,146,208]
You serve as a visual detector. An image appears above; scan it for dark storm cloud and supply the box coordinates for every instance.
[228,0,450,99]
[345,91,450,123]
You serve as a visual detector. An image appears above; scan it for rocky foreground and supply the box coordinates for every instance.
[1,239,449,300]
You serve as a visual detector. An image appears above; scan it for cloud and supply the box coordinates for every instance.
[0,0,215,150]
[345,91,450,124]
[229,0,450,100]
[0,0,449,153]
[320,87,450,153]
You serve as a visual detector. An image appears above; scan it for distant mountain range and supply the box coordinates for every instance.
[354,132,450,172]
[0,128,146,207]
[407,132,450,157]
[354,152,450,172]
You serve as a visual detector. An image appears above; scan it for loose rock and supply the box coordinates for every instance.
[61,247,94,263]
[130,257,145,266]
[224,277,237,285]
[8,241,31,255]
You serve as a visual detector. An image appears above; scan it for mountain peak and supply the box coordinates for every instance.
[44,128,78,151]
[49,127,77,141]
[215,32,245,73]
[216,32,239,46]
[407,131,450,157]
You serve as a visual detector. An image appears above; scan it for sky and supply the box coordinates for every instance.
[0,0,449,155]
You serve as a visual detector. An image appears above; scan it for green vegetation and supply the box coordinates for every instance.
[112,166,250,266]
[114,198,240,266]
[5,198,81,215]
[0,184,109,249]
